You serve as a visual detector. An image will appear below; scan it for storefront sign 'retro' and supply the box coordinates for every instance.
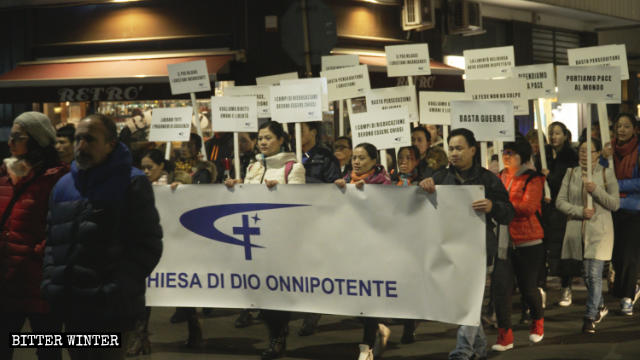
[58,86,143,102]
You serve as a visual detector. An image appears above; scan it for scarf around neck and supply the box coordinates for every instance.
[349,168,375,183]
[613,135,639,180]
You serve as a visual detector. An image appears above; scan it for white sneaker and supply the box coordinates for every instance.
[538,287,546,309]
[529,333,544,343]
[357,344,373,360]
[372,324,390,356]
[558,287,572,307]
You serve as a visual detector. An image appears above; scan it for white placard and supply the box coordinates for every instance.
[366,86,419,123]
[568,44,629,81]
[512,63,556,99]
[385,43,431,77]
[148,185,486,326]
[556,66,621,104]
[269,83,323,123]
[148,107,193,142]
[450,100,515,142]
[464,78,529,115]
[321,65,371,101]
[211,96,258,133]
[350,107,411,150]
[224,85,271,118]
[167,60,211,95]
[256,72,299,86]
[321,54,360,72]
[281,78,329,112]
[419,91,470,125]
[463,46,515,80]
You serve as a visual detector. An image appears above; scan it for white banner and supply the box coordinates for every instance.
[167,60,211,95]
[464,78,529,115]
[269,83,323,123]
[556,65,621,104]
[281,78,329,112]
[148,107,192,142]
[147,184,486,326]
[419,91,470,125]
[463,46,515,80]
[385,43,431,77]
[366,86,419,123]
[450,100,515,142]
[351,107,411,150]
[321,54,359,72]
[512,63,556,99]
[224,85,271,118]
[256,72,299,86]
[211,96,258,133]
[321,65,371,101]
[568,44,629,81]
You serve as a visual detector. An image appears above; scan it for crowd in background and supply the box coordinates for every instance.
[1,110,640,360]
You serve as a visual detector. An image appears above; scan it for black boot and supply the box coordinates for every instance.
[401,319,417,344]
[298,313,321,336]
[261,335,286,360]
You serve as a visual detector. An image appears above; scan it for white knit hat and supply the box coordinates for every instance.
[14,111,57,147]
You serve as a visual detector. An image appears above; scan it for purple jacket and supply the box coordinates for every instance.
[344,164,391,185]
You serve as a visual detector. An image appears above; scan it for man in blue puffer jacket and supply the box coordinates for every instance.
[42,114,163,359]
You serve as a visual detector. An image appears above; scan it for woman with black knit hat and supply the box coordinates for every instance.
[0,112,68,360]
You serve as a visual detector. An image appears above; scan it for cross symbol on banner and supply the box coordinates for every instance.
[233,214,261,260]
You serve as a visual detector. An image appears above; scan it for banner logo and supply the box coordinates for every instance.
[180,203,307,260]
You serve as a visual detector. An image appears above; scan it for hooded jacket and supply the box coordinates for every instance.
[499,168,545,245]
[244,152,305,185]
[42,143,163,330]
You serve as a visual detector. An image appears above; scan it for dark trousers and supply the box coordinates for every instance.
[361,317,379,348]
[64,317,130,360]
[613,210,640,299]
[262,310,291,338]
[493,244,545,329]
[0,311,63,360]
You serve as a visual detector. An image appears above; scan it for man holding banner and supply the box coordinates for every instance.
[420,128,514,360]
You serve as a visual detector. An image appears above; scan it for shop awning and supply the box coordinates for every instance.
[358,55,464,75]
[0,50,236,88]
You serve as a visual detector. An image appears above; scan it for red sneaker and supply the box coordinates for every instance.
[529,318,544,343]
[491,328,513,351]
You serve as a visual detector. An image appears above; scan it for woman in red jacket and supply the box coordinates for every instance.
[492,138,545,352]
[0,112,68,360]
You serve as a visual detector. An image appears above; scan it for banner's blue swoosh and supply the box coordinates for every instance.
[179,203,308,248]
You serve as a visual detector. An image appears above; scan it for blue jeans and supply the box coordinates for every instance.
[449,325,487,360]
[583,258,605,320]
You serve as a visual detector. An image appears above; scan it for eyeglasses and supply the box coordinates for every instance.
[9,133,29,143]
[502,149,516,156]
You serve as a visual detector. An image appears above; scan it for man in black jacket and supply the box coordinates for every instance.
[420,128,514,360]
[301,122,342,183]
[42,114,163,359]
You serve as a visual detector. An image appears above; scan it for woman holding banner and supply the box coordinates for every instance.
[419,128,514,360]
[225,120,305,360]
[543,122,578,307]
[610,113,640,316]
[556,137,619,333]
[335,142,390,360]
[493,138,546,351]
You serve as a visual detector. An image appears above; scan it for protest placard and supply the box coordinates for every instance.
[464,78,528,115]
[419,91,469,125]
[167,60,211,95]
[568,44,629,81]
[350,107,411,150]
[256,72,299,86]
[211,96,258,133]
[321,65,371,101]
[463,46,515,80]
[450,100,514,142]
[512,63,556,99]
[556,65,621,104]
[224,85,270,118]
[148,107,193,142]
[321,54,359,72]
[269,83,323,123]
[385,44,431,77]
[366,86,419,123]
[281,78,329,112]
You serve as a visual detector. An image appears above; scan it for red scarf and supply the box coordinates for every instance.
[613,135,639,180]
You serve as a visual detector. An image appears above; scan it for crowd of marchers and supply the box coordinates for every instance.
[1,110,639,360]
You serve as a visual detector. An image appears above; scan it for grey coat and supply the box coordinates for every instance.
[556,164,619,261]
